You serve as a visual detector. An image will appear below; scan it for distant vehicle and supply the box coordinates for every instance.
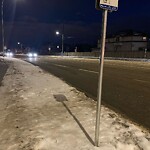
[27,52,38,58]
[4,50,14,57]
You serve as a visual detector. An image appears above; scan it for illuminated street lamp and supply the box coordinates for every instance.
[56,31,60,35]
[55,29,64,54]
[18,42,23,52]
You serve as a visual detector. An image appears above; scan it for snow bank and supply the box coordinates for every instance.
[0,58,149,150]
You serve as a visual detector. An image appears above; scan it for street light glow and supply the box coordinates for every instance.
[55,30,64,54]
[56,31,60,35]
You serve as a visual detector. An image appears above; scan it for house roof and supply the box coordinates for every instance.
[107,30,148,38]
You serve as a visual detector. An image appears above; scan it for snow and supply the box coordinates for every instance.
[0,57,150,150]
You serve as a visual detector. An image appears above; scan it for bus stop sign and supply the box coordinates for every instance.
[96,0,119,11]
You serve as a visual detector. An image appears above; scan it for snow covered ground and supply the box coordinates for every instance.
[0,57,150,150]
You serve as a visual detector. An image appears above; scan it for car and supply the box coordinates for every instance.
[4,50,14,57]
[27,52,38,58]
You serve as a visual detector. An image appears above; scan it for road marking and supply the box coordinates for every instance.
[107,63,150,70]
[134,79,150,84]
[53,64,98,74]
[79,69,98,74]
[54,64,98,74]
[54,64,69,68]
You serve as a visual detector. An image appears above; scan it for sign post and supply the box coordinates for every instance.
[95,0,119,147]
[95,9,108,147]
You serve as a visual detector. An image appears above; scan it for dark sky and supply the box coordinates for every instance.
[0,0,150,48]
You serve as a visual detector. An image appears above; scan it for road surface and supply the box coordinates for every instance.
[24,56,150,130]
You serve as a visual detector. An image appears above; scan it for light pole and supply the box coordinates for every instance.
[1,0,22,56]
[18,42,23,52]
[144,48,147,58]
[56,31,64,54]
[1,0,5,56]
[56,24,65,55]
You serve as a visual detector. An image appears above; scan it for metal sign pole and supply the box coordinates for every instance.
[95,9,108,147]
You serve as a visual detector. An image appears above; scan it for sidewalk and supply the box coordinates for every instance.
[0,58,149,150]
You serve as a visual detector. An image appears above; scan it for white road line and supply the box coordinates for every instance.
[107,63,150,70]
[53,64,98,74]
[54,64,69,68]
[134,79,150,84]
[79,69,98,74]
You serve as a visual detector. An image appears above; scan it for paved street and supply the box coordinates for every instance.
[0,59,9,86]
[25,56,150,130]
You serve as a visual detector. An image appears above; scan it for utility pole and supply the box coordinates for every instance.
[61,23,64,55]
[1,0,5,56]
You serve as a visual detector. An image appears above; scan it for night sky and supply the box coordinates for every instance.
[0,0,150,49]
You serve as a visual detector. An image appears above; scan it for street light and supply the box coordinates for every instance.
[55,29,64,54]
[1,0,22,56]
[1,0,5,56]
[55,30,64,54]
[56,31,60,35]
[18,42,23,53]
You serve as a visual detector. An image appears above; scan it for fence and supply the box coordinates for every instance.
[63,51,150,59]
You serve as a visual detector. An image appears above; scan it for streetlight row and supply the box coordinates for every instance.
[1,0,64,55]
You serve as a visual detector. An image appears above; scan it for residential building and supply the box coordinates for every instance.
[97,31,148,52]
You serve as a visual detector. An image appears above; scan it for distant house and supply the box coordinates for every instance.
[97,31,148,52]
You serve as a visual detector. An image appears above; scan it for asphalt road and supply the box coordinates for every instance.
[25,56,150,130]
[0,59,8,86]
